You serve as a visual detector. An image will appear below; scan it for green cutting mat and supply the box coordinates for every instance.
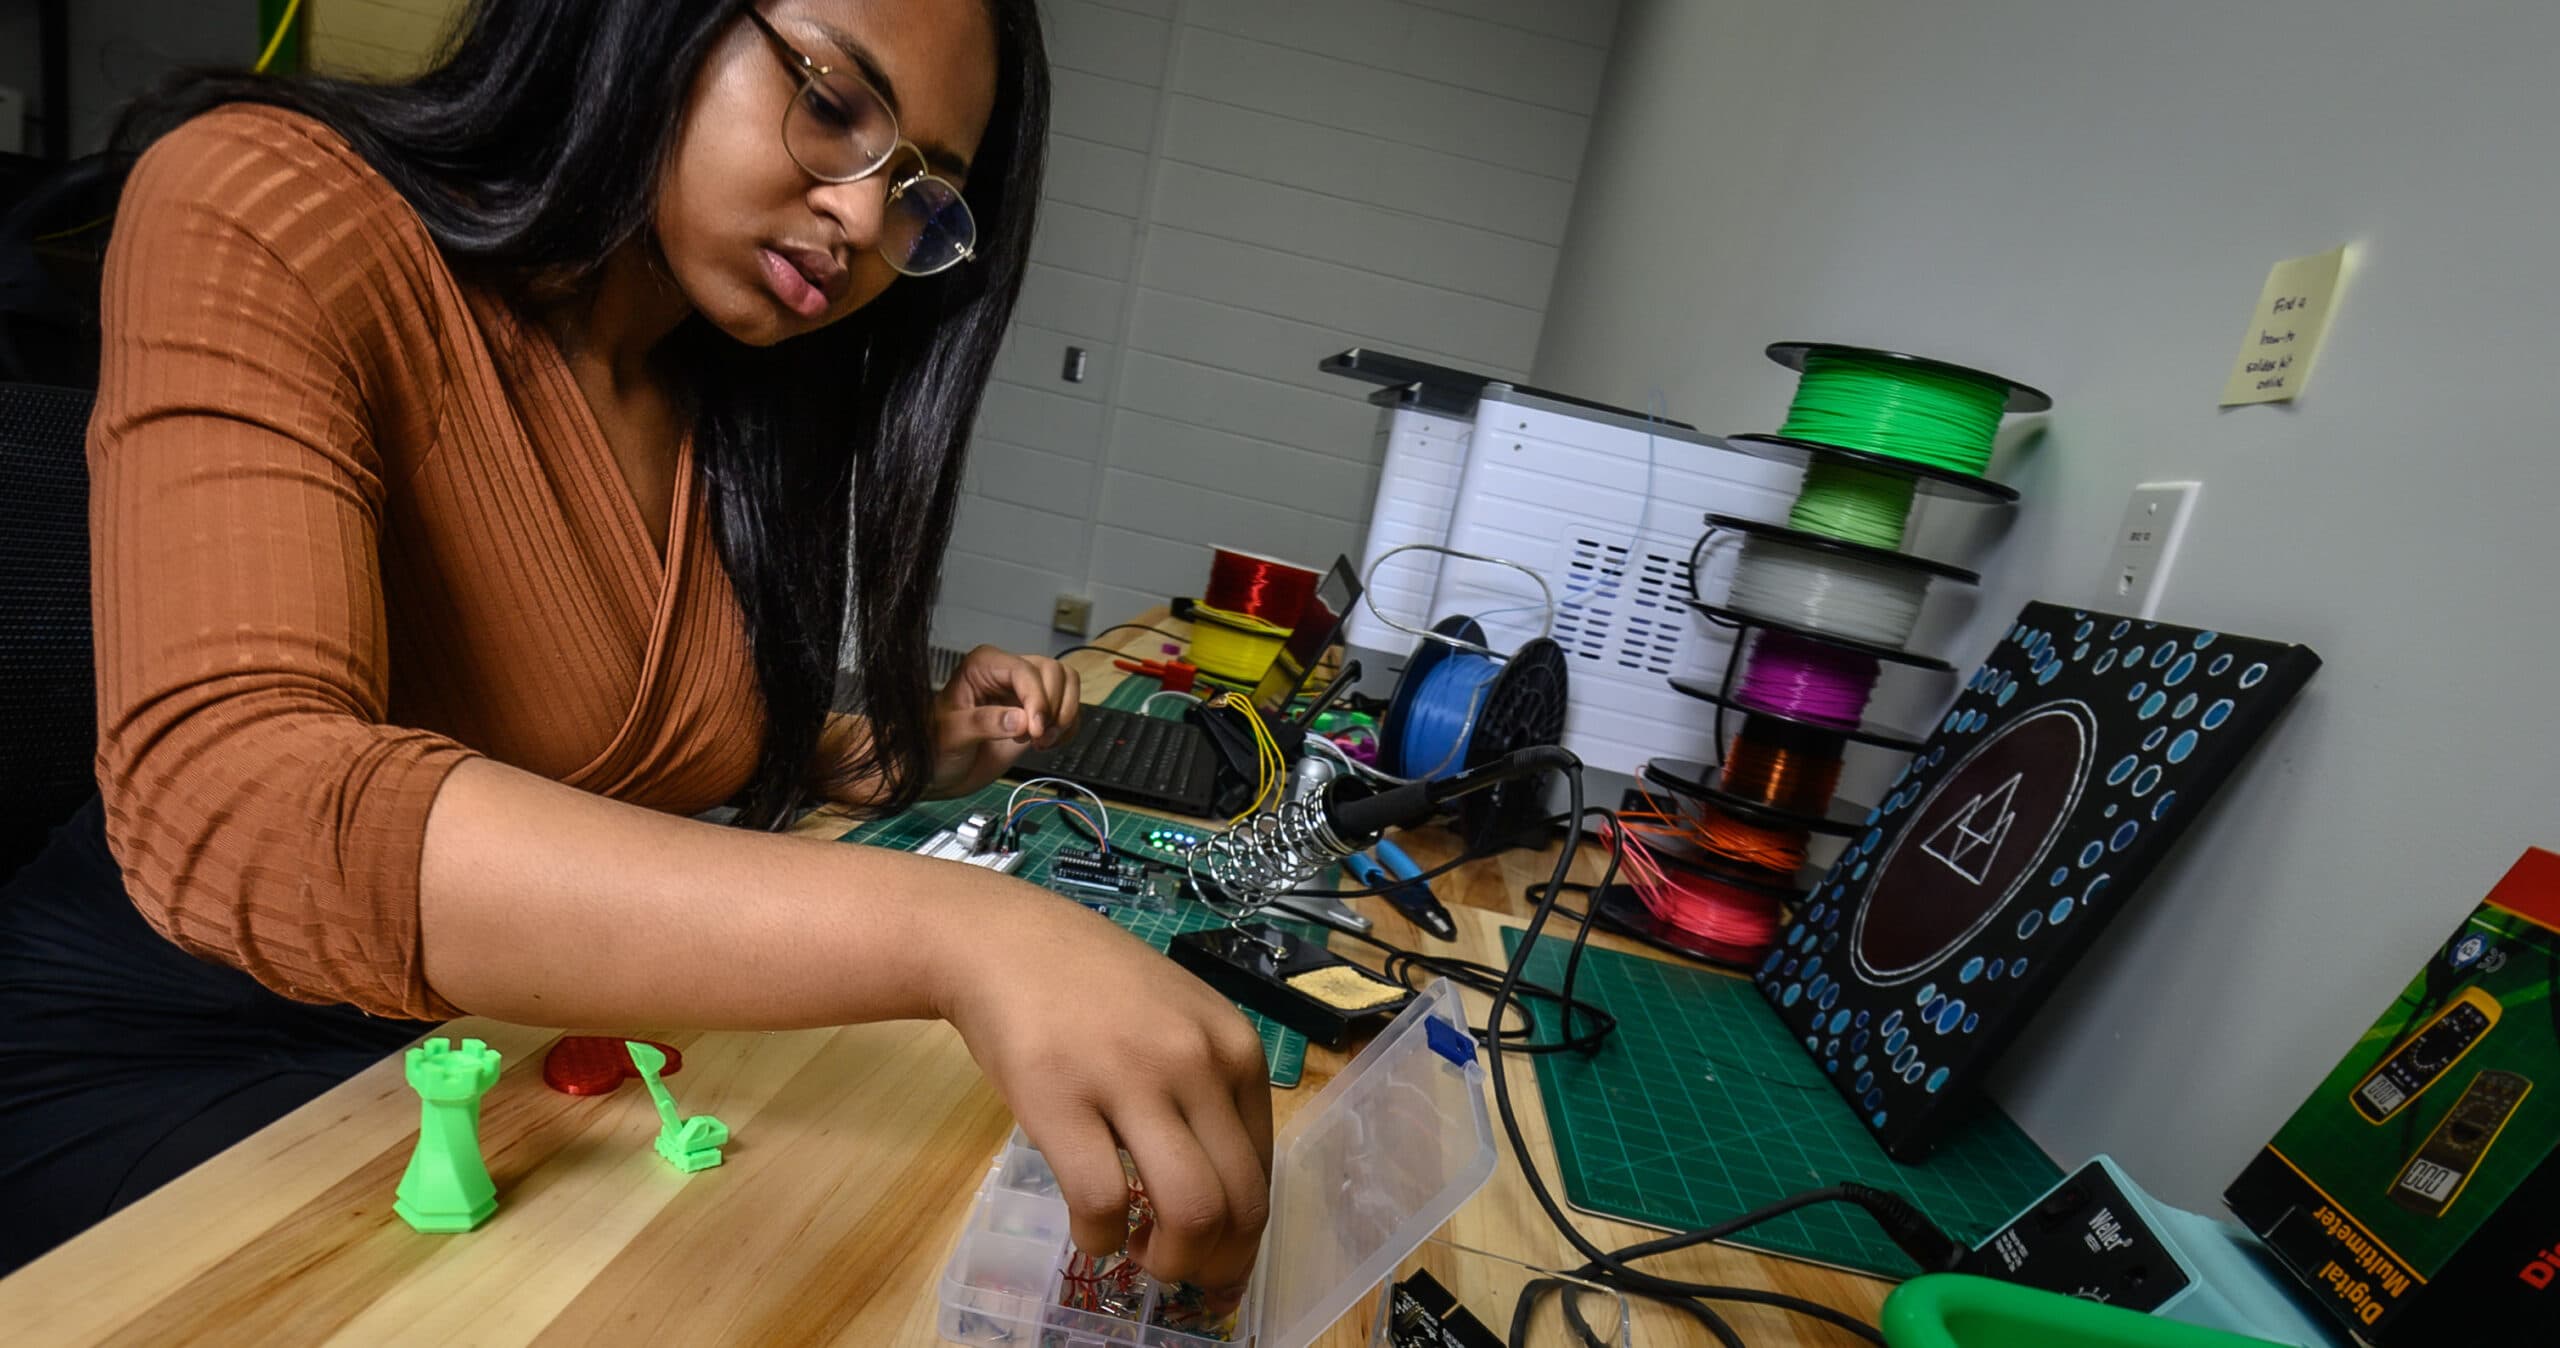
[1096,673,1169,714]
[834,779,1317,1088]
[1500,931,2061,1278]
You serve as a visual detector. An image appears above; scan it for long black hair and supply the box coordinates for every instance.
[117,0,1048,827]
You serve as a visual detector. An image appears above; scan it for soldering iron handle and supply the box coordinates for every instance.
[1321,745,1575,842]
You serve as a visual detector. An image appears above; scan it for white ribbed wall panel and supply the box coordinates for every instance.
[931,0,1622,654]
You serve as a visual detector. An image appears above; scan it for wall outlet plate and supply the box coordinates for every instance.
[1052,593,1093,636]
[2103,481,2199,619]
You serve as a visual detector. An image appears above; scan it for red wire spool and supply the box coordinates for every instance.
[1204,548,1320,627]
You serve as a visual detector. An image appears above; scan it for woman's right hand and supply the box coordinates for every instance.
[932,879,1274,1301]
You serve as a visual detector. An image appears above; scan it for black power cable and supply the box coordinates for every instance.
[1288,843,1481,899]
[1094,622,1186,645]
[1335,809,1628,1057]
[1509,1277,1630,1348]
[1474,758,1965,1345]
[1344,923,1619,1057]
[1233,766,1959,1342]
[1292,805,1615,902]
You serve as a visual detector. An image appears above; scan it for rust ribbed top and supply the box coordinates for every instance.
[89,105,765,1019]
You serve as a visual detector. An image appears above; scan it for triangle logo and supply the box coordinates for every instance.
[1919,772,2022,886]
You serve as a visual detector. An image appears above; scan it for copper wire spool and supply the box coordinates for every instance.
[1204,548,1319,627]
[1720,726,1846,816]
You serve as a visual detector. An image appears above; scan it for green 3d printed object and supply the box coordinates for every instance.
[394,1036,503,1233]
[627,1040,728,1172]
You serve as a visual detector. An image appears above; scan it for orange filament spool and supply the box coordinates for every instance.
[1602,814,1785,962]
[1694,805,1812,875]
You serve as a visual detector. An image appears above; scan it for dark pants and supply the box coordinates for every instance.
[0,798,428,1275]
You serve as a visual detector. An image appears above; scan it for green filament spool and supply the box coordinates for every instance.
[1789,463,1920,549]
[1767,348,2017,547]
[1777,350,2008,475]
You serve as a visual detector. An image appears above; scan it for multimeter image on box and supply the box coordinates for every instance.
[2228,849,2560,1346]
[2350,986,2500,1123]
[2386,1069,2531,1218]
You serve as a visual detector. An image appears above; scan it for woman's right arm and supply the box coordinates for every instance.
[419,758,1274,1294]
[91,113,1269,1295]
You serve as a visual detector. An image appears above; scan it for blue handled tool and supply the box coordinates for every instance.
[1363,838,1457,941]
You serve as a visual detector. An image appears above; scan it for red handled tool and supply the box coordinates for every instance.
[1112,657,1198,694]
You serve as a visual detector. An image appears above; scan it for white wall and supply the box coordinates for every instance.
[933,0,1621,654]
[1536,0,2560,1211]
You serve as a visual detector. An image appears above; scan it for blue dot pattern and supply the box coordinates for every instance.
[1748,606,2306,1153]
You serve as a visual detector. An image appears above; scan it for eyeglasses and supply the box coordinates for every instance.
[744,8,977,277]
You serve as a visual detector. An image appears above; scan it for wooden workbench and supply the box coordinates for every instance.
[0,613,1889,1346]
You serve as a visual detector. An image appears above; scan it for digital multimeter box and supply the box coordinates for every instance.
[2226,846,2560,1346]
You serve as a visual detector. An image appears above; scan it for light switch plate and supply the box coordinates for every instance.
[2103,482,2200,619]
[1051,593,1092,636]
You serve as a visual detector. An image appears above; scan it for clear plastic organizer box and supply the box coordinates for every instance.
[937,979,1502,1348]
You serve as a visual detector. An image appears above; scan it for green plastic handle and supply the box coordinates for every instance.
[1881,1275,2292,1348]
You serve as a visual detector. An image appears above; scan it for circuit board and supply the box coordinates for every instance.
[833,781,1321,1088]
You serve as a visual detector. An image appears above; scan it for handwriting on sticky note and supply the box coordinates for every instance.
[2221,245,2347,405]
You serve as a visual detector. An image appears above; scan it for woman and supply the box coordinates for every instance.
[0,0,1272,1297]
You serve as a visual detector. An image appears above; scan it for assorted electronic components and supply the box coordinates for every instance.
[908,805,1198,912]
[1049,1162,1238,1341]
[1051,845,1144,895]
[1059,1247,1147,1320]
[1049,845,1183,911]
[1149,1280,1239,1339]
[909,813,1025,874]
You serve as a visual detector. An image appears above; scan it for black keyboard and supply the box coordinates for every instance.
[1007,704,1217,814]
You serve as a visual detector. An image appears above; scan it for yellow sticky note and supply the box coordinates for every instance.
[2221,245,2347,405]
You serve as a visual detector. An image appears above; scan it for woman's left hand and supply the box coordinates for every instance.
[928,645,1083,797]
